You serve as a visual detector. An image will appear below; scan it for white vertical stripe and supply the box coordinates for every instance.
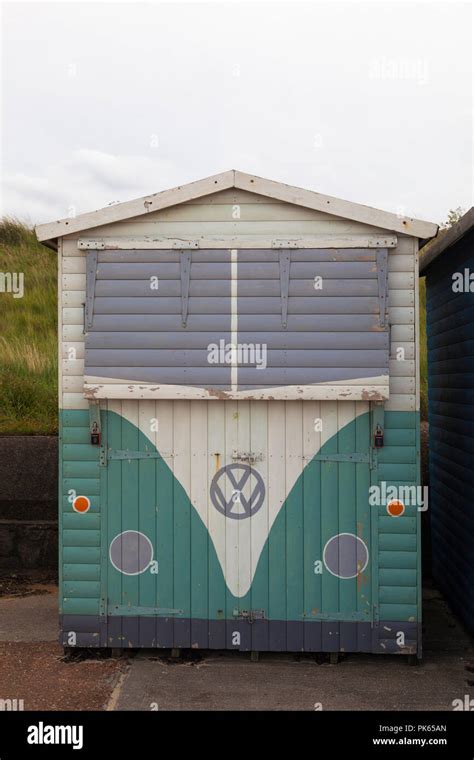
[230,249,238,392]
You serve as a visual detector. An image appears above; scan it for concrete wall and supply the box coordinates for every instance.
[0,436,57,572]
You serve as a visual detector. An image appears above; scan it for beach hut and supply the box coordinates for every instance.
[420,208,474,635]
[36,170,437,655]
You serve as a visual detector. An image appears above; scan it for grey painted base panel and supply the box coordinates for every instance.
[60,616,419,655]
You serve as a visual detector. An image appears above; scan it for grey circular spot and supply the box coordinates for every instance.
[323,533,369,579]
[109,530,153,575]
[210,463,265,520]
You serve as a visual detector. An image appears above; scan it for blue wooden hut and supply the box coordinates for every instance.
[420,208,474,634]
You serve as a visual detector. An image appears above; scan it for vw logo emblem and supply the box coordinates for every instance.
[210,463,265,520]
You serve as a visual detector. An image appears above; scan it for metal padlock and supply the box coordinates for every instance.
[90,421,101,446]
[374,424,384,448]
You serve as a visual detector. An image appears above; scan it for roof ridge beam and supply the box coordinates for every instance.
[234,171,437,239]
[35,170,235,242]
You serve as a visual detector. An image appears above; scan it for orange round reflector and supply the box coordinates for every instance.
[73,495,90,513]
[387,498,405,517]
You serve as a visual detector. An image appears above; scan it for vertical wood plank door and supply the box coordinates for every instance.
[101,399,375,652]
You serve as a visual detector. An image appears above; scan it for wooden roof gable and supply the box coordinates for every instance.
[36,169,438,244]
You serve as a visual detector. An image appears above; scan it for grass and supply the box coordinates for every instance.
[0,217,430,435]
[0,218,57,434]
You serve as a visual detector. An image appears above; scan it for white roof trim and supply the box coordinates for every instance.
[77,234,398,250]
[35,169,438,243]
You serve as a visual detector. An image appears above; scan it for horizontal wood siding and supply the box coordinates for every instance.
[57,188,420,650]
[426,229,474,633]
[60,410,102,627]
[60,195,416,410]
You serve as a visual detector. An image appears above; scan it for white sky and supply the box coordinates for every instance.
[1,0,472,226]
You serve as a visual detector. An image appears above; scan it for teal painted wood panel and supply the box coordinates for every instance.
[120,406,141,613]
[155,431,175,614]
[303,457,322,618]
[63,546,101,564]
[379,603,417,621]
[101,405,376,626]
[384,411,416,429]
[379,551,417,569]
[63,461,100,478]
[384,428,416,446]
[378,463,417,480]
[106,405,123,636]
[379,568,417,586]
[355,408,371,615]
[377,446,417,464]
[62,428,92,444]
[59,404,421,651]
[379,534,417,551]
[62,410,90,427]
[63,479,100,496]
[63,581,101,598]
[62,598,100,615]
[63,564,101,581]
[321,406,339,616]
[63,444,101,461]
[378,516,417,533]
[338,406,357,617]
[63,513,101,530]
[63,530,100,547]
[379,585,417,605]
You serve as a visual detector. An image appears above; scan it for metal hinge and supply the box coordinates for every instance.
[103,448,174,464]
[304,452,370,463]
[231,450,263,464]
[371,604,380,628]
[171,240,199,249]
[78,240,106,250]
[369,447,376,470]
[111,606,183,616]
[272,239,299,248]
[233,609,266,623]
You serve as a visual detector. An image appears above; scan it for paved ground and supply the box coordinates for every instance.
[0,580,472,711]
[0,642,121,711]
[114,585,473,711]
[114,650,472,711]
[0,583,124,711]
[0,583,58,642]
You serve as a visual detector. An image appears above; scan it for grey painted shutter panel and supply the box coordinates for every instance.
[376,248,389,327]
[84,248,389,393]
[279,250,291,328]
[85,251,98,330]
[180,251,191,327]
[86,250,233,388]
